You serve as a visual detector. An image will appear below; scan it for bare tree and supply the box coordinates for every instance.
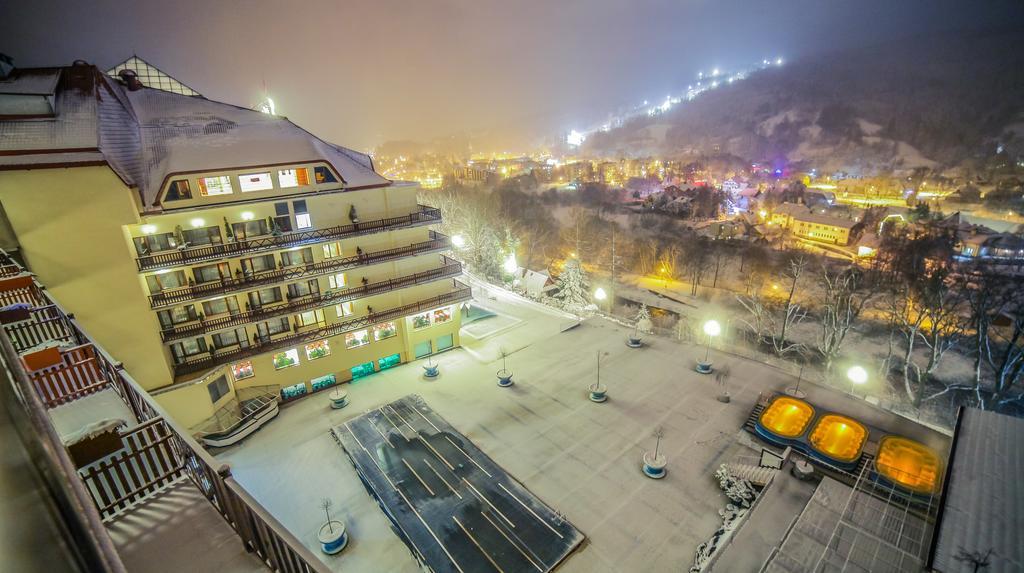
[817,266,874,374]
[774,255,809,356]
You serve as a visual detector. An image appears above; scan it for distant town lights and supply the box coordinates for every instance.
[775,57,784,65]
[140,224,157,235]
[189,218,205,228]
[566,130,586,147]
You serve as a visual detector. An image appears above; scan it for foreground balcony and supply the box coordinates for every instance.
[149,231,450,308]
[172,280,473,377]
[160,257,462,342]
[136,204,442,272]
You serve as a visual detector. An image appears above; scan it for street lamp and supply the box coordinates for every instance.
[697,320,721,374]
[451,234,466,248]
[847,365,867,395]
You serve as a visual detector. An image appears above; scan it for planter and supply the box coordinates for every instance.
[642,451,667,479]
[317,521,348,555]
[423,364,440,379]
[588,383,608,403]
[497,369,514,387]
[695,360,713,374]
[329,389,349,409]
[626,335,643,348]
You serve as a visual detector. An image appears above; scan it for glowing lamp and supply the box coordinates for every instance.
[594,287,607,301]
[451,234,466,248]
[189,218,205,228]
[241,211,255,221]
[703,320,721,337]
[847,366,868,385]
[140,224,157,235]
[503,252,518,274]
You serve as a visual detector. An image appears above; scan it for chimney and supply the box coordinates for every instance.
[117,68,143,91]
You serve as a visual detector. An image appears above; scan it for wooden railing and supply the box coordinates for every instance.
[172,280,474,376]
[2,250,330,573]
[4,304,77,352]
[0,275,48,307]
[160,257,463,342]
[149,231,451,308]
[27,343,108,408]
[136,204,442,271]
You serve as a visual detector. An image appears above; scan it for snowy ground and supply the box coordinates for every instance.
[213,281,868,572]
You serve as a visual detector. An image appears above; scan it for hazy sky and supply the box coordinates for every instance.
[3,0,1021,151]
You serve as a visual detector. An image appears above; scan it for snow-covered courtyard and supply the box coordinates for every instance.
[213,282,850,572]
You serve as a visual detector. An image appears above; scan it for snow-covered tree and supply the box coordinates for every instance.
[634,303,653,333]
[553,258,590,313]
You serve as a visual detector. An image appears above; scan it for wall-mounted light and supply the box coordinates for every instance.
[190,218,205,228]
[241,211,255,221]
[141,224,157,235]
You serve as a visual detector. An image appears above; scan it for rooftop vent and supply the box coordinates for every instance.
[117,68,143,91]
[72,59,89,67]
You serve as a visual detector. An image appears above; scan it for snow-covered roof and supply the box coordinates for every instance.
[0,68,60,95]
[0,60,391,209]
[106,56,200,97]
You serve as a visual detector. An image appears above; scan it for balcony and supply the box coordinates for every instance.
[160,257,463,342]
[173,280,473,377]
[136,204,441,272]
[149,231,450,308]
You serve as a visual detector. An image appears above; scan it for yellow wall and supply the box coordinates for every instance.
[0,166,175,388]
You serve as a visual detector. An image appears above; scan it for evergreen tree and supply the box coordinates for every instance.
[634,303,653,333]
[553,258,590,312]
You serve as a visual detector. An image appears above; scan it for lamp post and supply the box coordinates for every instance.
[847,365,867,396]
[594,287,609,314]
[696,320,721,374]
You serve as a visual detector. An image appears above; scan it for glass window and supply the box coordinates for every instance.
[274,202,289,217]
[207,375,230,403]
[232,219,269,240]
[133,231,177,255]
[345,329,370,349]
[374,321,397,341]
[197,176,233,196]
[193,263,226,284]
[232,360,254,380]
[414,340,432,359]
[238,172,273,192]
[202,297,232,317]
[212,328,247,349]
[437,333,454,351]
[157,305,198,329]
[311,374,337,392]
[278,168,309,188]
[322,242,341,259]
[281,248,312,267]
[250,287,283,306]
[297,309,325,327]
[280,382,307,401]
[336,302,353,317]
[243,254,276,274]
[292,200,308,213]
[182,226,223,247]
[305,339,330,360]
[287,280,319,299]
[146,270,187,294]
[411,311,431,330]
[433,306,453,324]
[165,180,192,201]
[314,166,338,184]
[296,213,312,230]
[273,349,300,370]
[328,273,346,289]
[378,353,401,370]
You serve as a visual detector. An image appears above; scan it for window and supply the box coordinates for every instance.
[212,328,248,349]
[305,339,330,360]
[293,200,307,213]
[274,202,289,216]
[273,349,299,370]
[182,226,222,247]
[259,317,290,337]
[207,375,230,403]
[311,374,337,392]
[322,242,341,259]
[165,180,192,201]
[437,333,454,351]
[278,168,309,188]
[202,297,237,317]
[345,329,370,349]
[232,220,269,240]
[374,321,397,341]
[232,360,255,380]
[146,270,187,294]
[249,287,283,307]
[171,337,208,364]
[280,382,307,401]
[378,353,401,370]
[414,340,432,359]
[411,311,431,330]
[287,280,319,299]
[433,307,453,324]
[242,254,276,274]
[314,166,338,183]
[328,273,346,289]
[296,213,312,230]
[198,176,233,196]
[239,172,273,192]
[133,232,177,255]
[336,302,353,317]
[193,263,228,284]
[297,309,325,328]
[156,305,198,329]
[281,248,312,267]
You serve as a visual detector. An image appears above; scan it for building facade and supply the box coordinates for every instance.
[0,58,470,430]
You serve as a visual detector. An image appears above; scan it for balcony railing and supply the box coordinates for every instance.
[136,205,442,272]
[160,257,463,342]
[173,280,473,377]
[149,231,450,308]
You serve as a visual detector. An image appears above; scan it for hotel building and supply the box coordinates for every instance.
[0,57,471,431]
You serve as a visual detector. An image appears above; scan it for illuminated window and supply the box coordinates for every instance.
[314,166,337,184]
[165,180,192,201]
[273,349,299,370]
[238,172,273,192]
[432,306,453,324]
[278,168,309,188]
[305,339,330,360]
[297,309,325,327]
[296,213,312,230]
[411,311,431,330]
[345,329,370,349]
[197,176,233,196]
[336,302,353,317]
[328,273,346,289]
[374,321,397,341]
[322,242,341,258]
[231,360,255,380]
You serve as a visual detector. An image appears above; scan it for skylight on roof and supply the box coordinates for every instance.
[106,56,200,97]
